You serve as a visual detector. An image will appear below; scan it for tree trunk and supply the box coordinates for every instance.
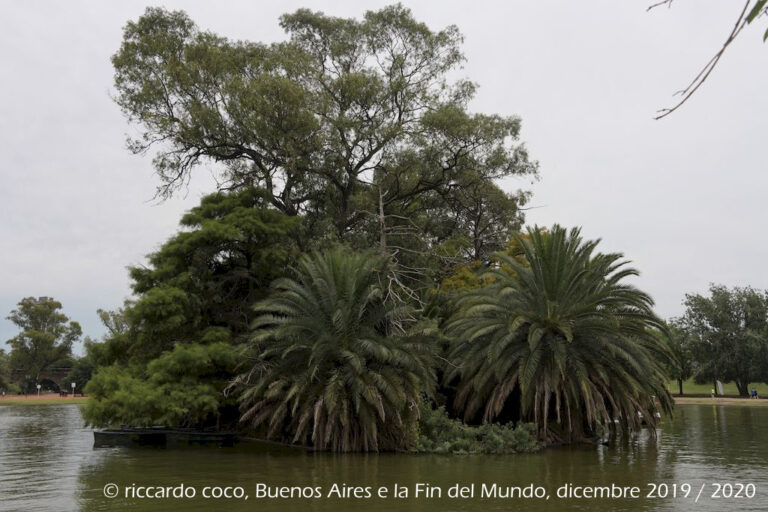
[736,380,749,397]
[678,378,683,396]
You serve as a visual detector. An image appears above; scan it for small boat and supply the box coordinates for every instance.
[93,427,238,448]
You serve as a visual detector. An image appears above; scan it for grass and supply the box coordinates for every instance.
[667,379,766,396]
[674,397,768,407]
[0,396,88,406]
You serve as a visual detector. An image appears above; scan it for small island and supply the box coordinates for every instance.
[1,3,767,512]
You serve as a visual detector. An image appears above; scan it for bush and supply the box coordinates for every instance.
[414,401,542,454]
[83,342,239,428]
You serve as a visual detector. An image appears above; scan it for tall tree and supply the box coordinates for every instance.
[680,284,768,396]
[5,297,80,392]
[111,188,298,364]
[82,189,297,428]
[111,5,536,267]
[446,226,673,442]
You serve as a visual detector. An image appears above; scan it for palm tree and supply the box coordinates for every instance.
[236,248,436,452]
[446,225,673,443]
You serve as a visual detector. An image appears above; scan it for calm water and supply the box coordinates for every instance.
[0,404,767,511]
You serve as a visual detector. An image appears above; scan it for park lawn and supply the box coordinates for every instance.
[668,379,766,396]
[0,396,88,406]
[674,397,768,407]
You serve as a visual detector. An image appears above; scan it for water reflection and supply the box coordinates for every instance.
[0,405,766,511]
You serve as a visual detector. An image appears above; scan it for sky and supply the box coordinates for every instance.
[1,1,767,354]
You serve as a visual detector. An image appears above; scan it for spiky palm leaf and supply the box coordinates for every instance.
[237,248,436,452]
[446,225,673,442]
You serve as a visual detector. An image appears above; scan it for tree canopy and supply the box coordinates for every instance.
[677,284,768,396]
[0,349,11,392]
[83,189,297,427]
[5,297,80,392]
[100,188,298,366]
[112,5,536,274]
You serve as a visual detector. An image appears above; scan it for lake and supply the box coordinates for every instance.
[0,404,766,511]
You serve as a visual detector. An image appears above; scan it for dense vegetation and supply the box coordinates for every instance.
[3,5,680,453]
[414,402,541,454]
[79,188,297,428]
[446,227,674,443]
[669,285,768,397]
[235,249,436,451]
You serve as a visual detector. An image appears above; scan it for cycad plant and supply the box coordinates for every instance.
[236,248,436,452]
[446,225,673,442]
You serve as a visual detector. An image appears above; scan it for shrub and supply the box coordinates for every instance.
[414,401,542,454]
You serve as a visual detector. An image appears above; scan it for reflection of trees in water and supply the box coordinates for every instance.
[661,406,768,512]
[74,407,768,512]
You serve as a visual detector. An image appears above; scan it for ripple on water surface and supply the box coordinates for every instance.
[0,404,767,511]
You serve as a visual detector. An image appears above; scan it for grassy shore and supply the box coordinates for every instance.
[668,378,766,396]
[673,396,768,407]
[0,395,88,406]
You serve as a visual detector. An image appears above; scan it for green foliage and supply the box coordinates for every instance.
[236,248,437,452]
[440,233,534,295]
[666,321,696,395]
[746,0,768,41]
[101,189,297,365]
[678,284,768,396]
[0,349,11,391]
[446,226,674,443]
[414,401,541,454]
[82,189,296,428]
[111,5,536,275]
[5,297,80,392]
[83,342,239,428]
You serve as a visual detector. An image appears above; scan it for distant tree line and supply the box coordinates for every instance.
[668,284,768,397]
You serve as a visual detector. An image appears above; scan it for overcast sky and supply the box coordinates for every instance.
[1,1,767,353]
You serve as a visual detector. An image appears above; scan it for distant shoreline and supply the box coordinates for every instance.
[674,396,768,407]
[2,395,766,408]
[0,395,88,405]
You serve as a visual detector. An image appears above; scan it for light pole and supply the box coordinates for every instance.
[71,382,76,398]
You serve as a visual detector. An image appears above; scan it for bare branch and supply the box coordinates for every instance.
[652,0,754,120]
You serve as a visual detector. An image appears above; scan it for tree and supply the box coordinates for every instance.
[666,321,696,395]
[446,226,674,443]
[104,188,298,365]
[679,284,768,396]
[649,0,768,118]
[0,349,11,391]
[235,248,437,452]
[81,189,297,428]
[65,337,100,394]
[111,6,536,271]
[5,297,80,392]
